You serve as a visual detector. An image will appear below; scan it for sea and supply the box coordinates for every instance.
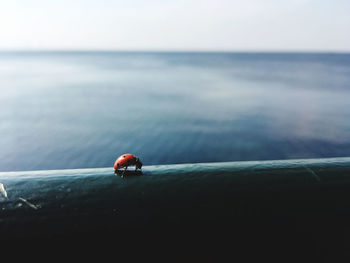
[0,51,349,172]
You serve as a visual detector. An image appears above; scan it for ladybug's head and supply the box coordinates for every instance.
[135,158,143,170]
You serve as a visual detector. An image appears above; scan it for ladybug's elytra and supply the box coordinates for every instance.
[114,154,142,175]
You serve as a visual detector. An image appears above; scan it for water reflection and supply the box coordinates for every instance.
[0,52,349,171]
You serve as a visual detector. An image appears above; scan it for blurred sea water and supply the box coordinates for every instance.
[0,52,350,172]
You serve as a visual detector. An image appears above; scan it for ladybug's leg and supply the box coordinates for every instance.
[121,166,127,177]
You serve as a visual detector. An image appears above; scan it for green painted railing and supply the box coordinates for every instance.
[1,157,350,259]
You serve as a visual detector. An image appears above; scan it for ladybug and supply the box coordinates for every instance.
[114,154,142,176]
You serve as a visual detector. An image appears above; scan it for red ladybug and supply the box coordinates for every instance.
[114,154,142,175]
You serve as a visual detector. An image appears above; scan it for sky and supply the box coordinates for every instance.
[0,0,349,51]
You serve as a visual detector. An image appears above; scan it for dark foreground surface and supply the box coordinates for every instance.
[1,157,350,261]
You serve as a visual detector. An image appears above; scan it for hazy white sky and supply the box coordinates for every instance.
[0,0,349,51]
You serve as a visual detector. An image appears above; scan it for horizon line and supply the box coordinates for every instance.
[0,49,349,54]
